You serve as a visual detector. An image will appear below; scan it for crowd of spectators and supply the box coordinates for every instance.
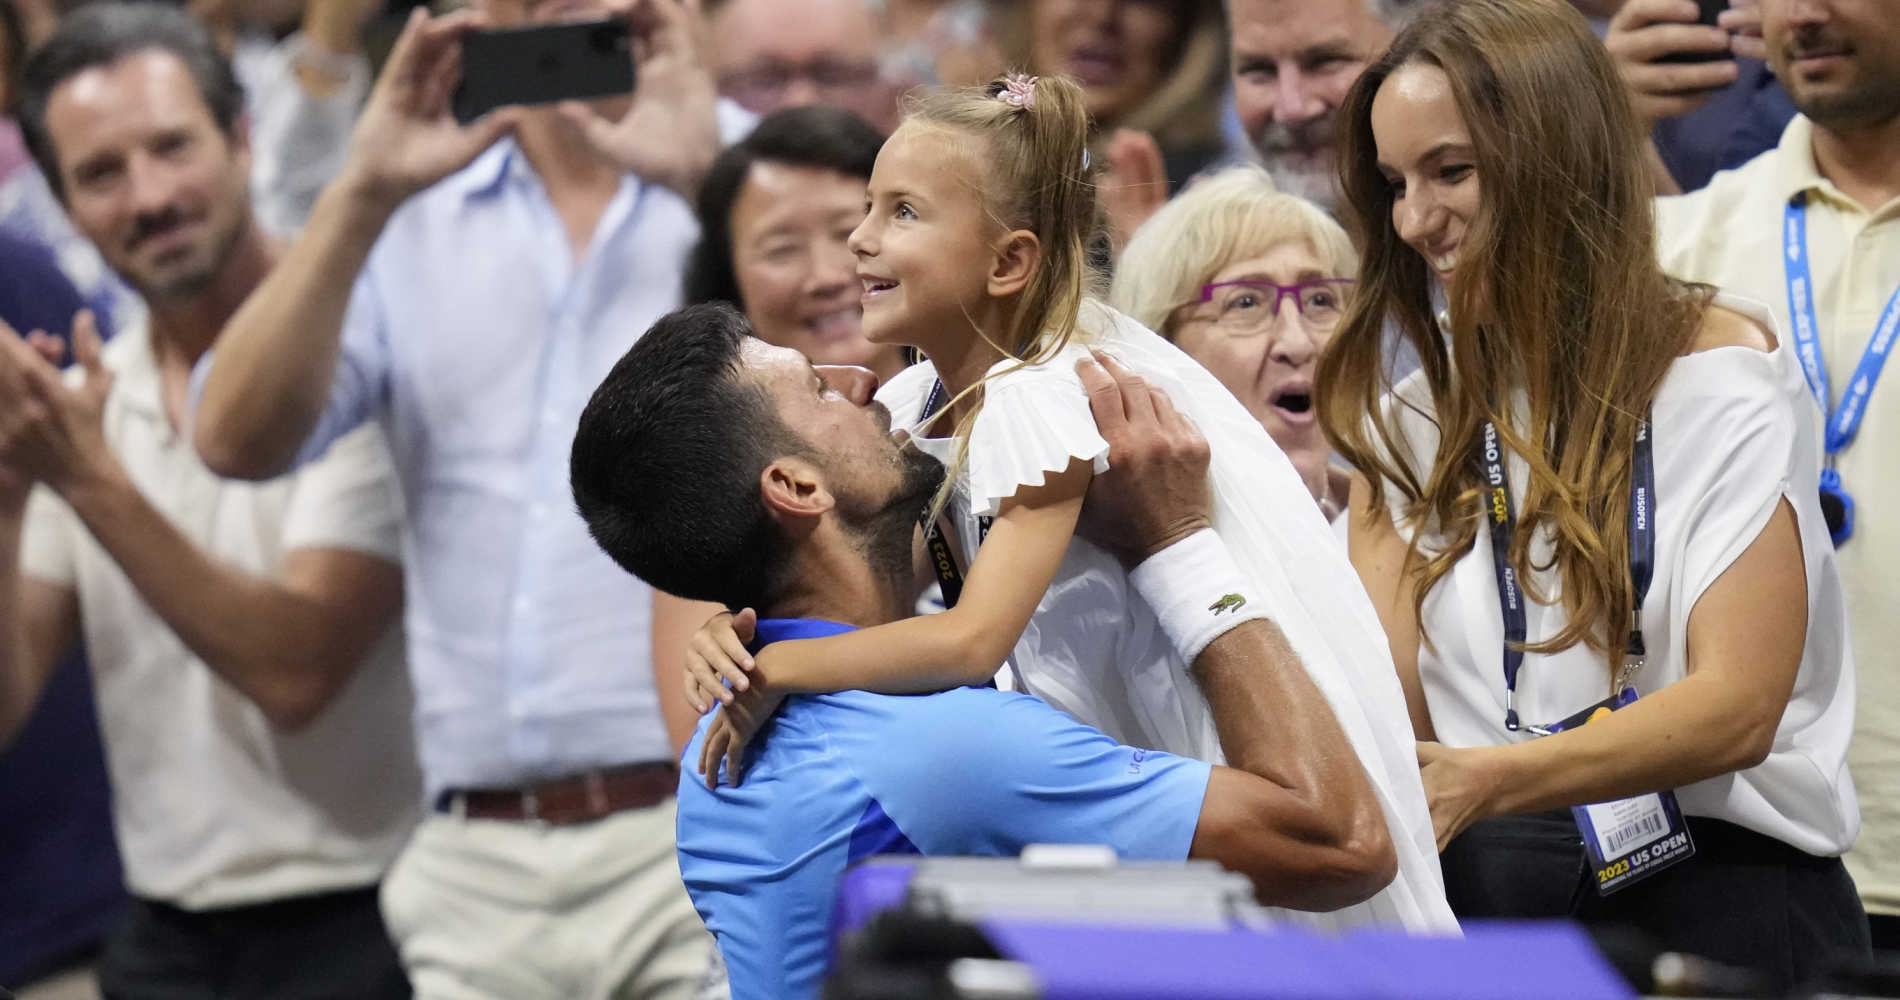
[0,0,1893,997]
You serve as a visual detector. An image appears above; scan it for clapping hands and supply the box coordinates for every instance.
[0,312,114,508]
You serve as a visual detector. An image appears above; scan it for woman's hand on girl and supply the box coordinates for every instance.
[683,607,758,713]
[1416,740,1506,851]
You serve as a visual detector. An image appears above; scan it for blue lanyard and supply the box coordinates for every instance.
[1483,418,1654,732]
[1783,193,1900,457]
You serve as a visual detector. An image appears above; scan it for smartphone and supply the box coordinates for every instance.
[452,18,634,124]
[1656,0,1733,64]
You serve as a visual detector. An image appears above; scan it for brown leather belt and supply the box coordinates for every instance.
[435,761,679,825]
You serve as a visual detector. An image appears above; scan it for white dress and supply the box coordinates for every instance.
[1385,294,1858,855]
[876,302,1459,933]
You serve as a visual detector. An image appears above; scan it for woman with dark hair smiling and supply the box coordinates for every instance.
[685,104,908,381]
[1320,0,1867,986]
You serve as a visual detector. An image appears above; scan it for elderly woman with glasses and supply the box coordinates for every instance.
[1111,166,1357,520]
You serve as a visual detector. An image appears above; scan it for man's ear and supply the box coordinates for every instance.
[988,229,1043,299]
[760,457,835,525]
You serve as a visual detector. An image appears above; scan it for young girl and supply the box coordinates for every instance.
[690,74,1455,933]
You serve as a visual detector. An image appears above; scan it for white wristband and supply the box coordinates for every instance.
[1129,528,1270,667]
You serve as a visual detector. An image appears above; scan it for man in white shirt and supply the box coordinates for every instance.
[1650,0,1900,950]
[2,4,416,996]
[191,1,737,995]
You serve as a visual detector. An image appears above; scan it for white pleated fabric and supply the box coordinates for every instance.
[877,302,1458,934]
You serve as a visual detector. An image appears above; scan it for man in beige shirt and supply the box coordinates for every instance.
[1652,0,1900,949]
[0,5,417,994]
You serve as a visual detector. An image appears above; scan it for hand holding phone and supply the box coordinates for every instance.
[1605,0,1743,125]
[1655,0,1734,64]
[340,8,529,207]
[452,17,635,125]
[548,0,723,201]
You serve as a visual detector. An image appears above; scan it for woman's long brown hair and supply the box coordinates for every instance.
[1317,0,1714,659]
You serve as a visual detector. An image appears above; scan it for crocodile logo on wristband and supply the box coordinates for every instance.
[1208,593,1248,615]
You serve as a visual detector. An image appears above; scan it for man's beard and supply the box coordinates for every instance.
[1790,72,1900,132]
[1779,26,1900,131]
[1253,118,1343,213]
[841,445,945,590]
[121,198,246,301]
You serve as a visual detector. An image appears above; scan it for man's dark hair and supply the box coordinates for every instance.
[572,303,807,611]
[684,104,886,308]
[1,0,27,113]
[17,2,243,200]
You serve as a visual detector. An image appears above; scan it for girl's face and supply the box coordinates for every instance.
[849,124,1008,350]
[1028,0,1182,123]
[1168,241,1345,494]
[1370,62,1480,291]
[728,161,905,380]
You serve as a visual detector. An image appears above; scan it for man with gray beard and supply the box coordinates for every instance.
[1229,0,1427,212]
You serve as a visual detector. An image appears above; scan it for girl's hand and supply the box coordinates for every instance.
[697,682,784,788]
[683,607,758,713]
[1417,740,1505,851]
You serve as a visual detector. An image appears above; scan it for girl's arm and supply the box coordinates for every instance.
[1416,499,1806,849]
[749,457,1094,695]
[1346,472,1436,740]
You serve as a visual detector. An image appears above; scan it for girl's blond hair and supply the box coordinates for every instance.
[903,73,1103,521]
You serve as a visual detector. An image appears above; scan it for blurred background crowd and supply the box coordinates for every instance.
[0,0,1893,996]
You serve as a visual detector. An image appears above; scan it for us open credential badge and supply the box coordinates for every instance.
[1546,688,1697,895]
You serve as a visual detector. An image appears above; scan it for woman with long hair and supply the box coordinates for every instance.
[1319,0,1868,986]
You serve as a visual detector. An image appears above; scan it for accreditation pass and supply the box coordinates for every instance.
[1548,688,1697,895]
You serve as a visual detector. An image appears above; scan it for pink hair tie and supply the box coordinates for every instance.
[997,74,1038,110]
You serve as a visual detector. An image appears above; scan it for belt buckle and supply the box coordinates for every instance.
[585,770,610,817]
[522,787,544,826]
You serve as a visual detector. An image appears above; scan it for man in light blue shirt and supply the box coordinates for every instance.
[568,303,1403,999]
[191,2,739,996]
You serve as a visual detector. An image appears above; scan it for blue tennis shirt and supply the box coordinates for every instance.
[675,618,1214,1000]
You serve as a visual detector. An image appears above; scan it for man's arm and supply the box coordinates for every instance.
[1185,607,1397,910]
[197,10,522,479]
[62,476,402,731]
[0,496,82,749]
[2,327,403,732]
[1074,352,1395,911]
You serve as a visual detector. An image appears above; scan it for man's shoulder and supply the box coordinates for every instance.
[798,688,1050,768]
[803,687,1024,734]
[1656,141,1787,235]
[373,144,518,241]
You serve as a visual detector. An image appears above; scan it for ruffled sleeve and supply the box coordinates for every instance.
[1658,344,1804,617]
[965,350,1111,518]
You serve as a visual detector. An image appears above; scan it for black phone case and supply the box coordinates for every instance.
[452,19,634,124]
[1656,0,1733,64]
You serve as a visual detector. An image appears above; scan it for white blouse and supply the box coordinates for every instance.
[877,302,1459,933]
[1384,296,1859,855]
